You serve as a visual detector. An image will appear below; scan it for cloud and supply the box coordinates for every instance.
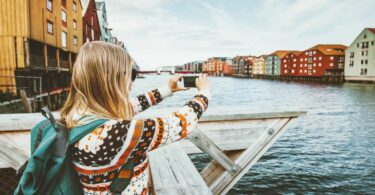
[104,0,375,70]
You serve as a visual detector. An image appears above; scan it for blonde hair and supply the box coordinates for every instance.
[60,41,134,128]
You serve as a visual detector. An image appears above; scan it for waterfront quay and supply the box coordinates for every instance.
[171,28,375,84]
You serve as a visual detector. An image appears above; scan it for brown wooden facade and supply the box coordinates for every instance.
[0,0,83,95]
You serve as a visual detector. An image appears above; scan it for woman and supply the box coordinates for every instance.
[60,41,210,195]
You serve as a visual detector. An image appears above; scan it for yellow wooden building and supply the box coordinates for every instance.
[0,0,83,94]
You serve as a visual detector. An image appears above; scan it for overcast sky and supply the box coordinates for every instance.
[105,0,375,70]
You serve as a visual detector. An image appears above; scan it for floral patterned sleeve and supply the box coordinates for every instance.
[130,86,172,115]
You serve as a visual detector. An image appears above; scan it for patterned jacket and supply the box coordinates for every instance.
[70,86,209,194]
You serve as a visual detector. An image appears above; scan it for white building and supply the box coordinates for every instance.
[345,28,375,82]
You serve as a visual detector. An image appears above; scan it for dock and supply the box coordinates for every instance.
[0,108,305,194]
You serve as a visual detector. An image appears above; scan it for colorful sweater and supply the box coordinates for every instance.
[70,86,209,195]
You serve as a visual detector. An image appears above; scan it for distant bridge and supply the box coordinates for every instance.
[139,70,195,74]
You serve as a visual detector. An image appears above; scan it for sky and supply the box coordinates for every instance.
[105,0,375,70]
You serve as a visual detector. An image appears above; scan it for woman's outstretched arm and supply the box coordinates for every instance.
[130,86,172,115]
[130,75,188,115]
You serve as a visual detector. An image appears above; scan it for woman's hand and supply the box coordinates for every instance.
[169,75,188,92]
[196,74,210,92]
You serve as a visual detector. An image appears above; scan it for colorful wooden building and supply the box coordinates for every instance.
[253,55,267,76]
[298,44,346,77]
[81,0,100,42]
[265,51,289,76]
[232,56,255,77]
[0,0,83,94]
[205,57,229,76]
[95,1,112,42]
[345,28,375,82]
[280,51,302,76]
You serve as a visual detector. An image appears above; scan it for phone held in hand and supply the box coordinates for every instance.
[183,75,198,88]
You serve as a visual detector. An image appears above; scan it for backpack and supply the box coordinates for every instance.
[14,107,135,195]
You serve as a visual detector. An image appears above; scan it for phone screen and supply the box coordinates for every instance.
[183,76,198,88]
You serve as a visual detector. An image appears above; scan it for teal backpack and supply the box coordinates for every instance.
[14,107,134,195]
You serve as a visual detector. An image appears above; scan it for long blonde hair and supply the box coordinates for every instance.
[60,41,134,128]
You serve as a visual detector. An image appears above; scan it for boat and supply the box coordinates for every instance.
[0,107,305,194]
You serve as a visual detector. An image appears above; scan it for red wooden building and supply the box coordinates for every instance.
[280,51,302,76]
[297,44,347,77]
[82,0,101,43]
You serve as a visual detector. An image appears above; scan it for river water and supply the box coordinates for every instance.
[131,75,375,194]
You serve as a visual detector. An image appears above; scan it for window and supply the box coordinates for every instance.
[366,51,368,56]
[372,41,374,46]
[284,65,287,68]
[350,52,354,58]
[61,31,67,48]
[61,10,67,26]
[284,70,287,73]
[357,43,359,48]
[47,20,53,34]
[313,69,316,73]
[349,61,354,67]
[91,29,94,40]
[304,70,307,73]
[330,63,334,67]
[300,58,303,62]
[91,16,94,26]
[330,56,334,60]
[313,51,316,54]
[361,68,368,75]
[361,60,363,65]
[61,0,66,7]
[364,34,367,39]
[319,63,322,66]
[313,57,316,60]
[361,51,364,56]
[46,0,53,12]
[73,19,77,29]
[313,63,316,67]
[293,64,296,67]
[73,1,77,12]
[319,57,322,60]
[293,59,296,62]
[74,36,78,46]
[365,59,368,64]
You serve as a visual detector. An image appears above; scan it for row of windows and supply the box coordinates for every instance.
[350,51,370,58]
[284,69,318,74]
[356,41,374,48]
[47,0,77,13]
[47,20,78,48]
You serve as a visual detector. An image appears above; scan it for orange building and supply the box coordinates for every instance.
[0,0,83,94]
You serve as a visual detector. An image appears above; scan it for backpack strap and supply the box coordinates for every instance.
[69,118,109,144]
[110,160,134,194]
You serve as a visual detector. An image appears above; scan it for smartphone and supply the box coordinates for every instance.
[183,75,198,88]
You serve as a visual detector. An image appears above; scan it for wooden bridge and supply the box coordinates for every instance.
[0,108,305,194]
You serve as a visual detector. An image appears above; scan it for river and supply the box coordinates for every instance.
[131,75,375,194]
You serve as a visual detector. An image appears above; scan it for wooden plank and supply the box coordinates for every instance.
[0,110,305,131]
[148,143,212,195]
[0,135,29,170]
[204,118,299,195]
